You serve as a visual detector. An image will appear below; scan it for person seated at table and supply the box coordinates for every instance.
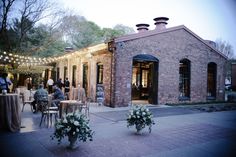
[77,83,86,103]
[0,72,12,93]
[51,85,65,107]
[31,84,48,113]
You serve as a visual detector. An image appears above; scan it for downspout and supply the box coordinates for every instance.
[108,40,116,107]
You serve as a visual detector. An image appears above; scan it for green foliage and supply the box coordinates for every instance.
[51,111,94,144]
[71,21,102,49]
[127,105,155,133]
[59,15,134,49]
[1,3,134,58]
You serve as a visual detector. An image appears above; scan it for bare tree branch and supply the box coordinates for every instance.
[215,39,234,59]
[0,0,16,51]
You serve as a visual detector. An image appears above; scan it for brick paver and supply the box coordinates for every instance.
[1,107,236,157]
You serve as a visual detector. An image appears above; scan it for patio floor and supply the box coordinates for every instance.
[0,103,236,157]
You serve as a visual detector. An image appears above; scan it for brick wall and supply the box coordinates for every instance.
[112,28,227,106]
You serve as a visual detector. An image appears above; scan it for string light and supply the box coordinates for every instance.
[0,43,107,66]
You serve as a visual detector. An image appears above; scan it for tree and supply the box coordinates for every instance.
[1,3,135,56]
[215,39,234,59]
[0,0,60,54]
[25,24,66,57]
[113,24,134,35]
[0,0,16,51]
[58,15,134,49]
[215,39,235,83]
[101,24,134,42]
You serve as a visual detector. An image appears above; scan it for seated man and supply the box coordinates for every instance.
[32,84,48,113]
[51,85,65,107]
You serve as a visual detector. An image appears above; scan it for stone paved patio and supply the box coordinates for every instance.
[0,104,236,157]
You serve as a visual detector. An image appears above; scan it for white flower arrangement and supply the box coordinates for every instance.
[127,105,155,133]
[51,111,93,144]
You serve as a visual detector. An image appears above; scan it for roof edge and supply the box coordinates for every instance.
[114,25,185,43]
[114,25,227,60]
[181,26,228,59]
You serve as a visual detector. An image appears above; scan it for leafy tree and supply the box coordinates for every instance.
[1,2,134,57]
[113,24,135,35]
[101,24,134,42]
[0,0,60,54]
[58,15,134,49]
[26,24,66,57]
[71,21,102,49]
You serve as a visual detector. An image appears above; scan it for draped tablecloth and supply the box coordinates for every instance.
[0,94,21,132]
[59,100,84,118]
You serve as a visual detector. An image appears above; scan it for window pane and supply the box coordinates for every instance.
[83,63,88,95]
[97,63,103,84]
[179,59,190,98]
[207,63,217,97]
[72,65,77,87]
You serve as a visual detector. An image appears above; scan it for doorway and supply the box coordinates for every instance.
[132,54,158,104]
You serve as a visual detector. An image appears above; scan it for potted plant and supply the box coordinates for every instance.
[51,111,94,149]
[127,105,155,134]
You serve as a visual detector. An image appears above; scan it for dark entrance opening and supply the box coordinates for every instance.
[132,54,158,104]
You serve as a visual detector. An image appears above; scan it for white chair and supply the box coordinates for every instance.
[81,97,91,117]
[21,90,34,112]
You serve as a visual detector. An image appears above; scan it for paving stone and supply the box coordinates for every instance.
[1,105,236,157]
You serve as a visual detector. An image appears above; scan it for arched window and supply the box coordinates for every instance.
[179,59,191,100]
[207,62,217,99]
[97,62,103,84]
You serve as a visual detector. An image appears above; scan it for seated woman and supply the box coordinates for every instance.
[51,85,65,107]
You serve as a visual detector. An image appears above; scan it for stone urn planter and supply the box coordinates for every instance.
[68,135,78,149]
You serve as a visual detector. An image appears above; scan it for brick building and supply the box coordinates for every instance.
[54,17,227,107]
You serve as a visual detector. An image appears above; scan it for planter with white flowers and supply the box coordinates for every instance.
[127,105,155,134]
[51,111,94,149]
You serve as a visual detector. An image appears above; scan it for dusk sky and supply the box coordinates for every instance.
[59,0,236,56]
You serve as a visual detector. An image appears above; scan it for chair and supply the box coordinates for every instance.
[21,93,34,112]
[81,97,91,117]
[39,99,58,127]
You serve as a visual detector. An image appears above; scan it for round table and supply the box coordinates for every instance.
[0,94,21,132]
[59,100,84,118]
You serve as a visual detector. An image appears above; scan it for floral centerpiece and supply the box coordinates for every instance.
[127,105,155,134]
[51,111,94,149]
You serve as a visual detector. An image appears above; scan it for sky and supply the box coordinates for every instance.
[59,0,236,56]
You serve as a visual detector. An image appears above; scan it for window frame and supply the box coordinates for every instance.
[96,62,103,84]
[179,59,191,101]
[207,62,217,100]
